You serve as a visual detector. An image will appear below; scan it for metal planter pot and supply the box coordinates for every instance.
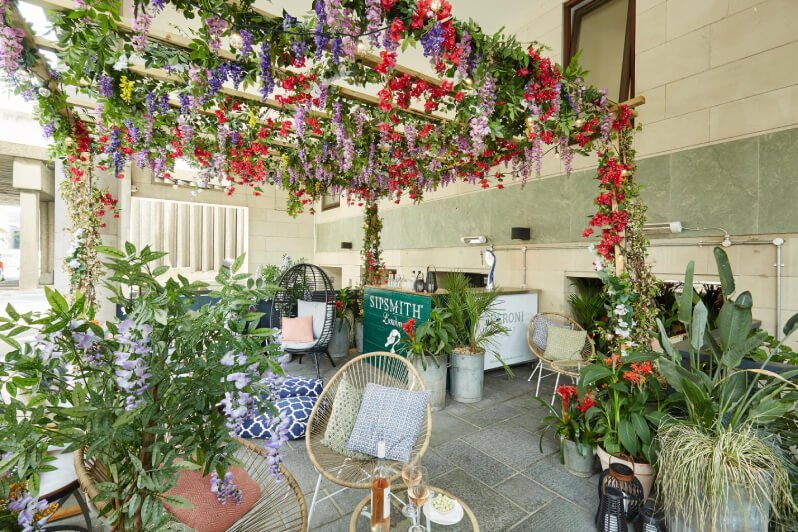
[329,318,350,359]
[412,356,448,411]
[561,438,596,478]
[355,321,363,353]
[450,348,484,403]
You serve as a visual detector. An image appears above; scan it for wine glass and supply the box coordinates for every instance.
[401,464,426,518]
[407,481,430,532]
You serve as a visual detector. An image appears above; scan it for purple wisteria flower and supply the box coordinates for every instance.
[178,92,190,115]
[219,391,256,436]
[365,0,382,47]
[42,121,55,138]
[107,127,126,177]
[456,31,472,80]
[210,471,242,505]
[239,29,253,57]
[130,3,156,53]
[34,331,62,362]
[330,36,342,65]
[294,106,306,140]
[258,43,274,101]
[97,74,113,99]
[229,63,244,90]
[420,23,444,58]
[205,16,226,55]
[313,0,329,61]
[114,320,153,411]
[7,490,52,532]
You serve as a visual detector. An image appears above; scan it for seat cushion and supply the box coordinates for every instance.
[345,383,431,462]
[282,340,318,351]
[164,465,260,532]
[297,300,328,339]
[544,325,587,361]
[272,376,324,399]
[531,316,570,350]
[281,315,314,343]
[320,376,372,460]
[238,395,316,440]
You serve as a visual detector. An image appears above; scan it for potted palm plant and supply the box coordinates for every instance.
[398,307,456,411]
[329,287,356,359]
[0,244,288,531]
[535,386,598,477]
[444,273,509,403]
[651,248,798,531]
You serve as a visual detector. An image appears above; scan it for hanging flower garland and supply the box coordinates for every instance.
[362,198,386,285]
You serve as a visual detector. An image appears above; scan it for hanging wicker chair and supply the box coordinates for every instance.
[526,312,595,402]
[304,352,432,527]
[269,263,337,378]
[74,438,307,532]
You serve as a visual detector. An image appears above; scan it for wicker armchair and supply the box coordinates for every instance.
[305,352,432,528]
[74,437,307,532]
[526,312,595,403]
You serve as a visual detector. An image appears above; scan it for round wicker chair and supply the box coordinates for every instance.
[526,312,595,403]
[305,351,432,527]
[74,437,307,532]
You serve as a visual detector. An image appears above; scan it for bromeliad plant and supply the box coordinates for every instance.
[535,385,597,459]
[398,307,456,369]
[652,247,798,529]
[0,244,288,531]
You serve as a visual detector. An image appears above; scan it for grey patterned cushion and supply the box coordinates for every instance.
[320,376,371,460]
[531,316,569,350]
[345,383,431,462]
[544,325,587,361]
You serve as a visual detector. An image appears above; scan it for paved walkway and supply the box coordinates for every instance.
[282,353,599,532]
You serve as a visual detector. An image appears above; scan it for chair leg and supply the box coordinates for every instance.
[76,486,93,531]
[551,373,561,405]
[326,349,336,368]
[297,353,303,364]
[308,473,323,529]
[527,359,540,383]
[313,352,322,380]
[535,360,544,398]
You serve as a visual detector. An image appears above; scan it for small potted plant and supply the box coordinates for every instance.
[444,273,510,403]
[329,287,356,359]
[535,386,597,477]
[354,288,364,353]
[398,307,456,411]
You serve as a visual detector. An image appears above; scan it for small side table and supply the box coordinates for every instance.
[40,449,92,532]
[349,486,479,531]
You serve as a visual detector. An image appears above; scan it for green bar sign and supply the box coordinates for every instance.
[363,287,432,354]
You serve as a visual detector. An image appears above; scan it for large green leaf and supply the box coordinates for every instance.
[783,312,798,338]
[96,245,126,258]
[618,420,639,457]
[717,292,753,351]
[678,261,695,325]
[161,495,193,509]
[690,301,708,352]
[630,412,651,444]
[577,364,613,395]
[722,330,768,368]
[746,398,793,424]
[713,247,735,298]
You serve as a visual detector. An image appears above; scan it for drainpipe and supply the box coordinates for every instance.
[521,246,528,289]
[773,238,785,340]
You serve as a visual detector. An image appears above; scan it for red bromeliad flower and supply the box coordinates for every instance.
[623,371,643,385]
[576,396,596,413]
[401,318,417,341]
[602,353,621,367]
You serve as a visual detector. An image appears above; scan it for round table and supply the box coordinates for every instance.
[349,486,479,531]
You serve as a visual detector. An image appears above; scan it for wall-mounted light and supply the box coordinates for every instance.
[340,242,353,249]
[511,227,530,241]
[642,221,682,234]
[460,236,487,245]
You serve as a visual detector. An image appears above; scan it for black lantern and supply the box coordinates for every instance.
[595,486,628,532]
[597,462,644,521]
[636,499,666,532]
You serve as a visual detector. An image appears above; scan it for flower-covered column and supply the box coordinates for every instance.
[362,197,385,286]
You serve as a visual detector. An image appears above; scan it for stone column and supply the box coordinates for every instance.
[17,190,40,289]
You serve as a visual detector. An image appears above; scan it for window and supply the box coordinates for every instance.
[321,194,340,211]
[564,0,635,102]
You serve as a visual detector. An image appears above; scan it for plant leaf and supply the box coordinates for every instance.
[678,261,695,325]
[713,246,735,297]
[690,301,708,352]
[717,292,753,351]
[161,495,193,509]
[783,312,798,338]
[722,330,768,368]
[618,420,639,457]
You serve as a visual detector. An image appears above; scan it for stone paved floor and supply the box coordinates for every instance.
[283,352,600,532]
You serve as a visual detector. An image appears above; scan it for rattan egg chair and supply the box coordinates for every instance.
[74,437,307,532]
[269,263,337,379]
[305,351,432,528]
[526,312,595,403]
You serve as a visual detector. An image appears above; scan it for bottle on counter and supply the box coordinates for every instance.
[371,440,391,531]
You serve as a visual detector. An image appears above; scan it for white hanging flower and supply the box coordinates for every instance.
[614,327,631,339]
[68,259,81,269]
[587,243,595,253]
[112,53,128,71]
[593,259,604,272]
[613,304,628,316]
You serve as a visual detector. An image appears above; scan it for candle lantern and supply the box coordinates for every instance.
[595,486,628,532]
[597,462,644,521]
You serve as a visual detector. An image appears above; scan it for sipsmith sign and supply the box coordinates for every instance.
[362,287,431,355]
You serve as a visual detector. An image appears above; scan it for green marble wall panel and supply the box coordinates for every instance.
[759,128,798,234]
[314,128,798,251]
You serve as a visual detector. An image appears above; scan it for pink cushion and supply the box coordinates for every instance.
[281,315,314,342]
[164,466,260,532]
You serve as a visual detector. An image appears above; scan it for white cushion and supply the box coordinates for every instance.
[297,300,327,339]
[282,340,318,351]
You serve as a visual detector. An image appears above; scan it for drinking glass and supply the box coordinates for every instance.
[407,481,430,531]
[401,464,426,518]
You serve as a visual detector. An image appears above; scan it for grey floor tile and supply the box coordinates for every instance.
[442,398,481,417]
[306,496,344,529]
[456,402,521,428]
[429,411,480,448]
[312,514,351,532]
[421,447,457,480]
[432,468,527,531]
[462,421,558,471]
[495,473,559,513]
[328,486,370,518]
[436,440,516,487]
[510,500,595,532]
[523,456,599,510]
[280,445,321,495]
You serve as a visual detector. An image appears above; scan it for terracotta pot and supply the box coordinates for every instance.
[597,445,655,499]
